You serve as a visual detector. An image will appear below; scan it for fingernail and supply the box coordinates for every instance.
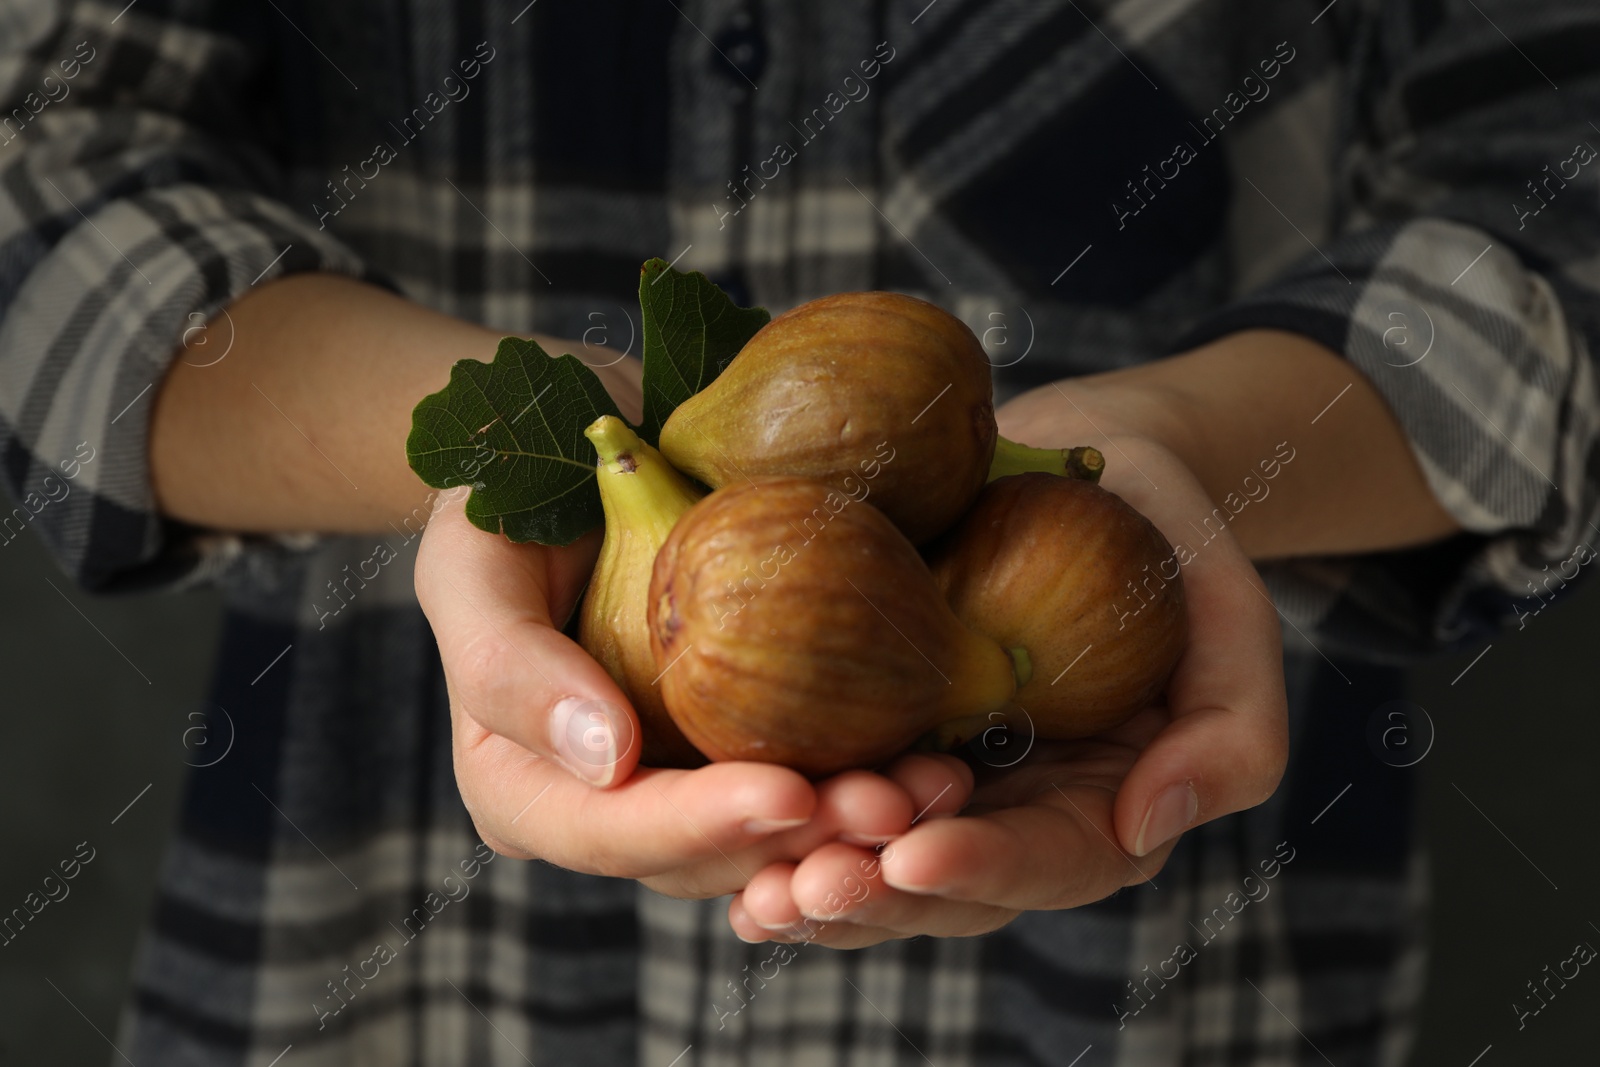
[730,899,772,942]
[1134,782,1198,857]
[550,697,625,787]
[884,873,942,894]
[742,817,808,835]
[840,832,894,847]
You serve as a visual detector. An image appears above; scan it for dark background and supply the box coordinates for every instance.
[1,521,1596,1064]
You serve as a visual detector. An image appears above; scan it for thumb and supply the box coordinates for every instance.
[1113,536,1288,857]
[415,489,640,787]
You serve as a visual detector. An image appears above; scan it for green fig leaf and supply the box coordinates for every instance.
[405,261,764,545]
[638,258,769,445]
[406,336,623,545]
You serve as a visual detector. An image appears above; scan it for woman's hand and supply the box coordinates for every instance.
[414,489,974,900]
[726,325,1465,945]
[728,430,1289,945]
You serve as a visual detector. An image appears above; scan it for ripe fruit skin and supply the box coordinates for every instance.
[658,291,996,545]
[927,473,1187,739]
[579,417,707,767]
[648,477,1018,777]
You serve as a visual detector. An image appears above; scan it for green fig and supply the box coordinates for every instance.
[658,291,996,545]
[927,473,1187,744]
[647,477,1021,777]
[578,415,707,767]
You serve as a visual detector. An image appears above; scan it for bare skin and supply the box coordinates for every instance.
[996,328,1460,560]
[148,275,1457,926]
[150,274,613,532]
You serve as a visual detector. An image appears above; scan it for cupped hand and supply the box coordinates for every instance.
[730,425,1288,946]
[414,488,974,900]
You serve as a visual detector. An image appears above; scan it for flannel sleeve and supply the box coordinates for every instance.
[0,1,375,592]
[1177,0,1600,658]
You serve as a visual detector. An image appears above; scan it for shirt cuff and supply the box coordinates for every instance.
[0,183,381,592]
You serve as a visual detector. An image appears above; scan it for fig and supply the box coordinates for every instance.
[578,416,707,767]
[927,473,1187,743]
[658,291,996,544]
[647,477,1021,777]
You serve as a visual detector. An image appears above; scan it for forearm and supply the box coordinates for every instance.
[1000,329,1460,560]
[149,273,641,533]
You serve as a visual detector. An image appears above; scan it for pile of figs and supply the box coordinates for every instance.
[577,292,1186,775]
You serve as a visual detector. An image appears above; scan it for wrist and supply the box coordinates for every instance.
[997,329,1459,559]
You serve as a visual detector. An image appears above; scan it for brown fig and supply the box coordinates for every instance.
[647,477,1021,777]
[658,291,996,544]
[927,473,1187,743]
[578,416,707,767]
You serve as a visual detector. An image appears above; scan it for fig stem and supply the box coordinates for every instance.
[1008,647,1033,688]
[586,414,644,470]
[584,415,704,540]
[988,436,1105,483]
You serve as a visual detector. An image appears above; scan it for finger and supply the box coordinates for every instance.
[876,796,1168,911]
[788,843,1020,938]
[462,732,817,877]
[637,768,920,899]
[1070,438,1290,858]
[807,769,914,847]
[1112,532,1288,857]
[734,861,804,934]
[417,491,640,787]
[728,895,779,944]
[741,845,883,933]
[721,759,969,888]
[879,753,973,825]
[730,884,912,950]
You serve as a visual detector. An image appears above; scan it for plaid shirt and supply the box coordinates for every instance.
[4,0,1598,1063]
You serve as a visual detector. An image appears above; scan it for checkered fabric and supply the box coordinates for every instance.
[3,0,1597,1063]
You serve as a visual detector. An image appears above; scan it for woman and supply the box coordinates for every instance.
[2,1,1595,1063]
